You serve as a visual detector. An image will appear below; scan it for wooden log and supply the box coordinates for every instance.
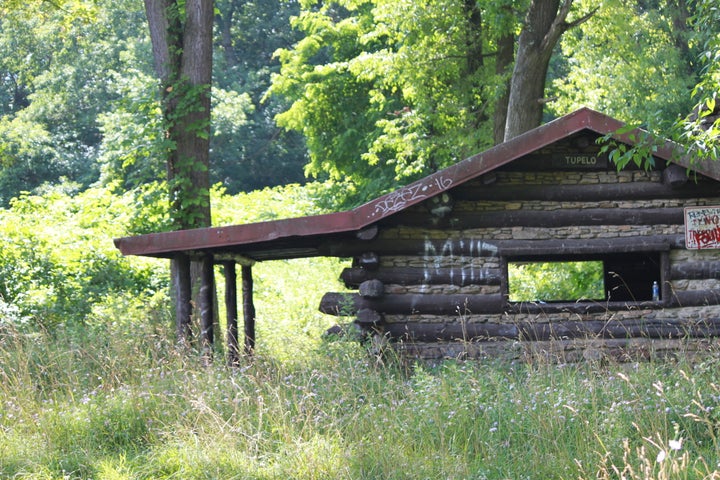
[356,224,379,241]
[500,236,678,256]
[670,261,720,280]
[387,208,685,229]
[341,266,503,288]
[174,253,193,344]
[669,290,720,308]
[356,308,384,326]
[663,164,689,186]
[501,235,680,256]
[355,252,380,270]
[425,192,454,218]
[506,301,661,315]
[382,318,720,342]
[242,265,256,355]
[451,180,720,202]
[359,279,385,298]
[319,292,505,316]
[223,261,240,366]
[327,235,684,258]
[330,238,501,258]
[199,255,215,353]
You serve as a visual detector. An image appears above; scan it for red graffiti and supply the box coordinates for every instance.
[691,226,720,249]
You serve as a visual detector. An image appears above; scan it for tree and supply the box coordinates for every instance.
[270,0,521,207]
[211,0,308,193]
[504,0,594,140]
[549,0,699,131]
[0,0,150,204]
[143,0,215,347]
[143,0,214,231]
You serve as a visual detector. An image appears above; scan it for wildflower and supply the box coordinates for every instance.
[657,449,667,463]
[669,438,682,450]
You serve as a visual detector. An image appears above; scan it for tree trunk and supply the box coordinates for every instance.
[504,0,594,141]
[493,30,514,145]
[144,0,213,229]
[144,0,215,345]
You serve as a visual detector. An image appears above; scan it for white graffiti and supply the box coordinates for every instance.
[422,237,498,287]
[369,176,453,218]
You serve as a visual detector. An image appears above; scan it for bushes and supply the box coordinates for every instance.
[0,184,167,329]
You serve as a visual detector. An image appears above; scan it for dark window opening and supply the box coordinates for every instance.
[604,252,662,302]
[508,253,662,303]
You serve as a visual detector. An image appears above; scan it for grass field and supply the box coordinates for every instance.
[1,185,719,479]
[2,257,720,479]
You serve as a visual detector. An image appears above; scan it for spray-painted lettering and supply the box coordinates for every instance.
[685,206,720,249]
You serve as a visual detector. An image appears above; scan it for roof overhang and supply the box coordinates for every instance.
[114,107,719,261]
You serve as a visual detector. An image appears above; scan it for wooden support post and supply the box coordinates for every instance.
[174,253,192,345]
[223,261,240,366]
[242,265,256,356]
[199,254,215,356]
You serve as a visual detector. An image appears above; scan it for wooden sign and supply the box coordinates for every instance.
[685,206,720,249]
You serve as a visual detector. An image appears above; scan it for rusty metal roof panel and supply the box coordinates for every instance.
[114,107,719,260]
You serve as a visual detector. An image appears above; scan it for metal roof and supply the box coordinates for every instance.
[114,107,720,261]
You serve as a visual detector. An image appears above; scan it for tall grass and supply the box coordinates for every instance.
[3,258,720,479]
[2,185,720,478]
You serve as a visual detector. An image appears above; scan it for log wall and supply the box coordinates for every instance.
[321,166,720,362]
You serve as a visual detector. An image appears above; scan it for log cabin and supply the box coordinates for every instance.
[114,108,720,363]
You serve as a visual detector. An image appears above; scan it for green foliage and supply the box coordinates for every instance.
[550,0,698,129]
[508,260,605,302]
[0,0,152,203]
[0,184,166,328]
[212,181,329,225]
[270,0,513,207]
[560,0,719,172]
[211,0,308,194]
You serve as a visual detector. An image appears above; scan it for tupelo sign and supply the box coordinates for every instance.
[685,206,720,249]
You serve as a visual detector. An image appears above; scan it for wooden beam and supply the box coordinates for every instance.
[670,261,720,280]
[328,238,501,258]
[506,300,660,314]
[499,236,679,256]
[387,208,685,229]
[356,308,383,326]
[320,292,505,316]
[451,180,720,202]
[382,318,720,342]
[670,290,720,308]
[341,266,503,288]
[356,224,379,241]
[223,261,240,366]
[174,254,192,345]
[242,265,256,356]
[355,252,380,270]
[327,235,684,258]
[663,164,689,186]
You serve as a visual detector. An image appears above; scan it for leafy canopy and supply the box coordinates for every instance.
[270,0,518,207]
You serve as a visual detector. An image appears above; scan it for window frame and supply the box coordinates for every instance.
[500,241,669,312]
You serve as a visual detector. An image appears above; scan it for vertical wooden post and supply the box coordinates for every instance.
[199,254,215,357]
[174,253,192,345]
[224,261,240,366]
[242,265,256,356]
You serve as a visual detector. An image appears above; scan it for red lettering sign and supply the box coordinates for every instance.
[685,207,720,249]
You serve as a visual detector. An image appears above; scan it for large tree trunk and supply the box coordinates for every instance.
[504,0,594,141]
[145,0,213,229]
[144,0,215,345]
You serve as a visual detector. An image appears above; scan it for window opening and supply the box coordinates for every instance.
[508,260,604,302]
[507,253,662,303]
